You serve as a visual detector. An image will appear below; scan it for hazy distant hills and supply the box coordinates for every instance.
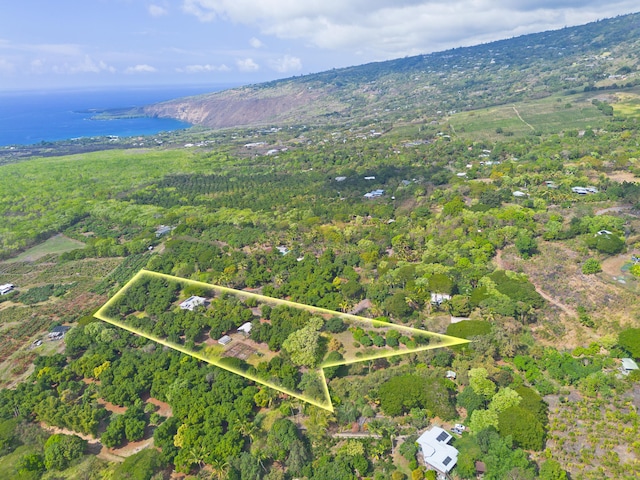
[144,12,640,129]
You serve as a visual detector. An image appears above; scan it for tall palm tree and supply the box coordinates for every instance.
[234,418,257,444]
[187,444,208,471]
[210,458,229,480]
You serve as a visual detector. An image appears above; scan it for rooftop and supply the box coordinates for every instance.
[417,426,459,474]
[621,358,639,372]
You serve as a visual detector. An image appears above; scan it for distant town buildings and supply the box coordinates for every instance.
[571,186,599,195]
[364,189,385,199]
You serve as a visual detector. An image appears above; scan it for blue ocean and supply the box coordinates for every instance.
[0,85,234,147]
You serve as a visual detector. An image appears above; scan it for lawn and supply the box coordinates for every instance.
[0,444,41,480]
[5,235,85,263]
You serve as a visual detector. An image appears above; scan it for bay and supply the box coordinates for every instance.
[0,84,234,147]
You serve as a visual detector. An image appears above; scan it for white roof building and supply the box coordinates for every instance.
[621,358,639,375]
[238,322,253,334]
[179,296,207,311]
[0,283,14,295]
[417,426,459,474]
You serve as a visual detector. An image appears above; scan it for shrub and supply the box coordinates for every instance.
[44,434,86,471]
[325,316,347,333]
[582,258,602,274]
[113,449,165,480]
[585,233,625,254]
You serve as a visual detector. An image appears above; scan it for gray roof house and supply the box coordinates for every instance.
[48,325,71,340]
[417,426,459,475]
[179,296,207,311]
[155,225,173,237]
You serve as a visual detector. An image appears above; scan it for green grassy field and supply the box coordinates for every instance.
[449,93,608,140]
[5,235,85,263]
[613,92,640,117]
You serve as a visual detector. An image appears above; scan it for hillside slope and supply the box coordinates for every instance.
[144,12,640,129]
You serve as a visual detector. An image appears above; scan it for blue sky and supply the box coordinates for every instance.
[0,1,637,91]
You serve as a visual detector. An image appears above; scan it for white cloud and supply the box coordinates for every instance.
[269,55,302,73]
[68,55,116,74]
[30,59,45,74]
[181,0,639,58]
[249,37,264,48]
[236,58,260,72]
[149,4,169,17]
[177,63,231,73]
[125,64,158,74]
[0,57,15,74]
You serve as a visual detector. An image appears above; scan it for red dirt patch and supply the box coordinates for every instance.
[99,400,127,415]
[146,397,173,418]
[601,250,639,277]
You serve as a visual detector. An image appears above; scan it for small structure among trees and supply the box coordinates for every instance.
[179,295,207,311]
[620,358,639,375]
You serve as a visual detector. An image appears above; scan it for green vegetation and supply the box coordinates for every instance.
[1,11,640,480]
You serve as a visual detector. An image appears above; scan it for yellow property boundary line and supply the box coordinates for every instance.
[95,269,469,411]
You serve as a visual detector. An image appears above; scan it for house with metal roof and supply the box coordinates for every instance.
[155,225,175,237]
[416,426,459,475]
[48,325,71,340]
[179,296,207,311]
[621,358,639,375]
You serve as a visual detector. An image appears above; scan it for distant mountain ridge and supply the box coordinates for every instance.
[143,12,640,129]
